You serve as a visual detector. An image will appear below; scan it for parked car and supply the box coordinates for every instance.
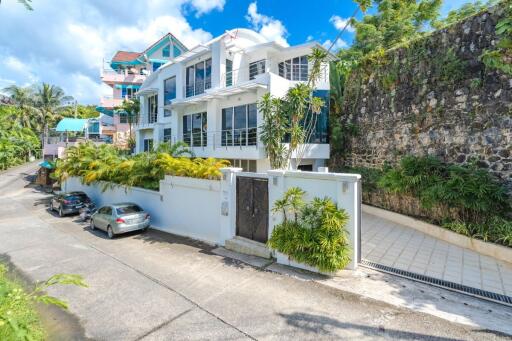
[50,191,91,217]
[90,203,150,239]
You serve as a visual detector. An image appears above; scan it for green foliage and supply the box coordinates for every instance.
[59,105,99,119]
[268,188,351,272]
[0,106,41,170]
[0,263,87,341]
[258,47,328,170]
[434,0,498,29]
[481,0,512,75]
[55,142,230,191]
[350,0,442,55]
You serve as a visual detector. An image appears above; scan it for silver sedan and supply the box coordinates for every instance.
[90,203,150,239]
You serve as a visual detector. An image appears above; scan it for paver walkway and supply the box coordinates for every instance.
[362,212,512,297]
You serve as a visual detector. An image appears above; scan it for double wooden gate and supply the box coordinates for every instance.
[236,176,269,243]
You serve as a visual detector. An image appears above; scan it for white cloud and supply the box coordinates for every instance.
[0,0,218,104]
[330,15,355,33]
[306,35,314,42]
[246,2,289,47]
[322,38,348,51]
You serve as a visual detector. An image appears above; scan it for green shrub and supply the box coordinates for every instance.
[268,188,351,272]
[55,142,230,191]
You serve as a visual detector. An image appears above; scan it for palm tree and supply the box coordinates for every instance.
[2,84,41,131]
[34,83,65,140]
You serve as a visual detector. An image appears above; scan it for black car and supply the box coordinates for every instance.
[50,191,91,217]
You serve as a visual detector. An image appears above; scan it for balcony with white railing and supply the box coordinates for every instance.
[135,111,158,130]
[101,68,147,84]
[99,95,137,109]
[176,128,265,159]
[183,79,212,98]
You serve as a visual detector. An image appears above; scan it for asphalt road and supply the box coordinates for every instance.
[0,162,508,340]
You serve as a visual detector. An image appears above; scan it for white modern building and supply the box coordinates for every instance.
[135,28,332,172]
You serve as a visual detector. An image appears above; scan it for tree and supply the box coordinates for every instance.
[34,83,65,134]
[433,0,499,29]
[350,0,442,55]
[0,0,33,10]
[2,85,41,131]
[116,98,140,150]
[259,47,328,170]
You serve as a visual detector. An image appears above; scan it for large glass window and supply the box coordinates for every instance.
[185,58,212,97]
[147,95,158,123]
[182,112,207,147]
[164,76,176,104]
[249,60,266,80]
[279,55,308,81]
[227,159,257,172]
[119,112,128,124]
[173,45,182,57]
[221,103,257,147]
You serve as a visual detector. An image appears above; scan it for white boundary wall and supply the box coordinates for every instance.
[63,167,362,270]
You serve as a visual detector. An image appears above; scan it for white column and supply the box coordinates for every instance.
[219,167,243,244]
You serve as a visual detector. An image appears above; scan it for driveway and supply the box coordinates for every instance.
[0,163,508,340]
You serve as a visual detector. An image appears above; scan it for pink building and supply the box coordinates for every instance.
[97,33,188,148]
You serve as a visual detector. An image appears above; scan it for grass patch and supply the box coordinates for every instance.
[0,263,45,341]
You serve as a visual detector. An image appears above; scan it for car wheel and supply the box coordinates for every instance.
[59,207,64,217]
[49,202,53,212]
[90,219,95,231]
[107,226,114,239]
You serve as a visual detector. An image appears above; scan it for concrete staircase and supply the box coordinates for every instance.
[225,236,272,259]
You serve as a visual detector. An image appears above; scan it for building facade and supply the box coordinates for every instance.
[98,33,188,148]
[136,29,332,172]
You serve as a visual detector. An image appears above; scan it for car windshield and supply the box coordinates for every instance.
[116,205,143,215]
[65,195,87,202]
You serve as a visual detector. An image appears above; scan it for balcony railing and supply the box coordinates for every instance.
[101,69,146,83]
[221,59,268,88]
[184,79,212,98]
[180,128,260,149]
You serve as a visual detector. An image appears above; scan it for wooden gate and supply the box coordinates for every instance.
[236,176,269,243]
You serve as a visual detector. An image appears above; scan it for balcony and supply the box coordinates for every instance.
[101,69,146,84]
[221,59,268,88]
[184,79,212,98]
[99,95,136,109]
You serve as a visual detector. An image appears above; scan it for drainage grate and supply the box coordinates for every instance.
[360,259,512,306]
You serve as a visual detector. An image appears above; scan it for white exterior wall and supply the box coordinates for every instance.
[136,29,332,172]
[62,167,361,271]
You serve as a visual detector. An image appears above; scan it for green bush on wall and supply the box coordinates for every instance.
[267,187,352,272]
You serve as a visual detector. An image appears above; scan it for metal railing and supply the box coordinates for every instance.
[184,79,212,98]
[180,128,260,149]
[221,59,269,88]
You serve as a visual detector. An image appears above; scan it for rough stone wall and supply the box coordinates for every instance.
[335,7,512,188]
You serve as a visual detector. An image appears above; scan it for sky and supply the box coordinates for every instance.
[0,0,475,105]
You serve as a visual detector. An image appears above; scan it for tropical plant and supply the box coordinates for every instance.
[155,141,194,157]
[258,47,328,170]
[481,0,512,75]
[115,98,140,149]
[0,263,87,341]
[268,187,351,272]
[54,142,230,191]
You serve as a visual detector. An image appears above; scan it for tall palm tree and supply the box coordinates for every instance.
[34,83,65,138]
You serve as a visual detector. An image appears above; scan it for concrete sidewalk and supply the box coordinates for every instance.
[362,212,512,297]
[0,163,510,340]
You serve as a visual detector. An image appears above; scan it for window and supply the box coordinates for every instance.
[185,58,212,97]
[143,138,153,152]
[173,45,182,57]
[182,112,207,147]
[121,86,137,99]
[116,205,143,215]
[227,159,257,172]
[162,44,170,58]
[163,128,172,144]
[278,55,308,81]
[147,95,158,123]
[249,60,265,80]
[152,62,163,72]
[221,103,257,147]
[119,112,128,124]
[164,76,176,104]
[226,59,233,87]
[99,206,112,215]
[164,109,172,117]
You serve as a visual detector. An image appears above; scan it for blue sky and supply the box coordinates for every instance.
[0,0,474,104]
